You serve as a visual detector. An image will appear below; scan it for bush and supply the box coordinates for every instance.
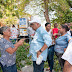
[16,43,32,70]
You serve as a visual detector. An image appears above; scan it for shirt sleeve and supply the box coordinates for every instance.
[66,35,72,42]
[38,28,52,47]
[4,43,11,51]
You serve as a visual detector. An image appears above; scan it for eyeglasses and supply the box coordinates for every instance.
[30,23,34,25]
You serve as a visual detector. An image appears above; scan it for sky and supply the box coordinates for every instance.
[25,0,57,28]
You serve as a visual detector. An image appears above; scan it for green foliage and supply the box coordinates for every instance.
[66,0,72,8]
[16,43,32,70]
[49,0,72,24]
[0,0,31,25]
[53,54,61,72]
[45,53,61,72]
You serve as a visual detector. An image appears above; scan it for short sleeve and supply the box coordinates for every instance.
[38,28,52,47]
[66,35,72,42]
[43,33,52,47]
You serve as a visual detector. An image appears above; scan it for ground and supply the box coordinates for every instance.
[18,65,55,72]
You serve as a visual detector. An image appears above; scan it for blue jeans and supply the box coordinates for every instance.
[0,62,4,72]
[47,45,54,72]
[10,39,17,44]
[33,61,44,72]
[2,64,17,72]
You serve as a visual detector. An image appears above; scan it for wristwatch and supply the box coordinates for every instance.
[39,49,43,53]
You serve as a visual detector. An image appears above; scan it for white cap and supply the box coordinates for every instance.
[29,16,41,24]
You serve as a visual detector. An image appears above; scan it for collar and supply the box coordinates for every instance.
[36,26,42,32]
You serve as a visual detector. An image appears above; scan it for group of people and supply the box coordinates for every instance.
[28,17,72,72]
[0,16,72,72]
[45,22,72,72]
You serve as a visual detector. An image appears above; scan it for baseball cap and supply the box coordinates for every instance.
[29,16,41,24]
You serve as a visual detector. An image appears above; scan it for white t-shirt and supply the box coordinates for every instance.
[10,27,19,39]
[47,29,52,37]
[62,40,72,65]
[67,30,71,36]
[47,29,55,45]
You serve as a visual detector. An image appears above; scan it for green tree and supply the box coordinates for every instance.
[0,0,31,25]
[49,0,72,24]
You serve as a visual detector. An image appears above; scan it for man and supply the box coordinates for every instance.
[10,25,19,44]
[27,26,35,44]
[65,23,72,36]
[45,23,54,72]
[29,17,52,72]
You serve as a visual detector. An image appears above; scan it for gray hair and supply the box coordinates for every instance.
[0,26,9,35]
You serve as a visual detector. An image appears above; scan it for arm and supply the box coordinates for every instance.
[63,61,72,72]
[53,33,60,37]
[64,38,72,52]
[37,43,48,57]
[64,48,67,52]
[6,39,24,54]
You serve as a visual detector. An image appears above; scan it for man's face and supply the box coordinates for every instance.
[30,22,38,31]
[46,24,51,30]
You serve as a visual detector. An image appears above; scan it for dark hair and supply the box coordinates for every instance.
[65,23,70,26]
[45,22,51,27]
[0,28,3,35]
[54,23,58,28]
[61,24,69,32]
[12,25,15,27]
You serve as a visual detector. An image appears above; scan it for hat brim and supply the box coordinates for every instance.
[29,20,35,24]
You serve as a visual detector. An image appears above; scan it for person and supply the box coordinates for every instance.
[29,16,52,72]
[0,26,24,72]
[62,39,72,72]
[45,22,54,72]
[52,23,58,39]
[27,26,35,44]
[10,25,19,44]
[65,23,72,36]
[54,24,72,71]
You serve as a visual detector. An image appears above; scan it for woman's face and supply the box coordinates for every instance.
[3,28,11,37]
[59,26,65,34]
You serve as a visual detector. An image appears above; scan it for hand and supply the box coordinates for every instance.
[37,51,41,58]
[53,33,57,36]
[18,39,25,46]
[64,48,66,52]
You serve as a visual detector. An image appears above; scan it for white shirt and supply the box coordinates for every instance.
[10,27,19,39]
[62,40,72,65]
[47,29,55,45]
[47,29,52,37]
[67,30,71,36]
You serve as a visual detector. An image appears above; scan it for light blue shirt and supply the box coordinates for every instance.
[29,26,52,61]
[54,33,72,53]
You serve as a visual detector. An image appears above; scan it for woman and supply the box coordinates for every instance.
[0,26,24,72]
[54,24,72,71]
